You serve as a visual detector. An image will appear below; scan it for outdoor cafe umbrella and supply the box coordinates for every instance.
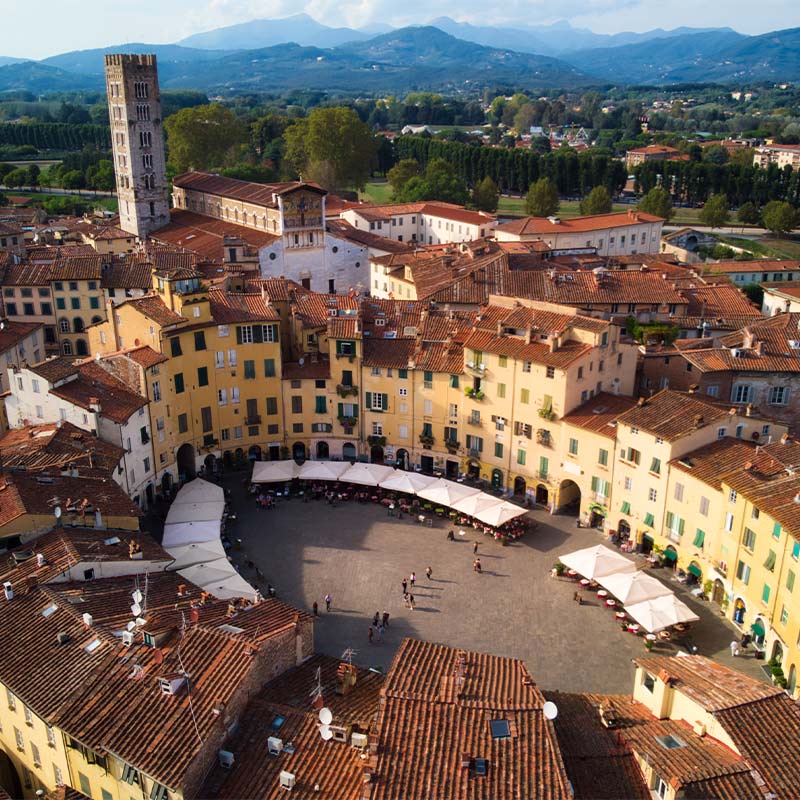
[597,570,673,606]
[251,460,301,483]
[162,519,221,547]
[165,500,226,525]
[623,594,699,633]
[416,479,482,508]
[297,460,351,481]
[165,539,228,569]
[178,558,239,587]
[339,462,396,486]
[378,471,438,494]
[451,493,505,518]
[473,501,528,528]
[558,544,637,581]
[172,477,224,505]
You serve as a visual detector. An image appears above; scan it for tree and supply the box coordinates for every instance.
[761,201,798,236]
[472,176,499,213]
[3,168,28,188]
[25,164,39,187]
[164,104,246,173]
[0,191,8,207]
[60,170,85,190]
[524,177,559,217]
[736,202,760,226]
[387,159,421,198]
[283,107,376,192]
[699,194,730,229]
[397,158,468,205]
[580,186,613,216]
[702,145,729,165]
[638,186,673,222]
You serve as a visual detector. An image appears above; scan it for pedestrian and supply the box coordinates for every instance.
[730,640,740,657]
[473,541,479,555]
[426,565,432,580]
[402,578,408,595]
[368,626,374,644]
[312,601,318,616]
[382,611,390,627]
[373,611,380,627]
[447,529,455,541]
[408,594,414,610]
[410,571,416,587]
[325,593,332,612]
[377,623,384,640]
[473,558,482,574]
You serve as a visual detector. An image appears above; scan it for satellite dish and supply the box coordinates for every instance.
[126,621,136,631]
[318,707,333,725]
[132,590,143,604]
[54,506,62,519]
[319,726,333,741]
[131,603,142,617]
[543,701,558,721]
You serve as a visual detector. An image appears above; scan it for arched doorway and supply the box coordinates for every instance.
[76,338,88,355]
[558,479,581,514]
[618,520,631,538]
[491,469,503,490]
[248,445,262,461]
[396,449,410,470]
[343,442,357,462]
[788,664,797,696]
[467,460,480,480]
[370,445,384,464]
[771,640,784,665]
[223,450,233,469]
[145,482,154,508]
[316,441,329,459]
[687,561,702,585]
[161,472,172,495]
[292,442,307,463]
[0,751,22,799]
[733,597,746,625]
[663,546,678,569]
[177,442,196,480]
[204,454,217,477]
[712,578,725,606]
[514,476,527,496]
[751,617,766,650]
[535,484,549,505]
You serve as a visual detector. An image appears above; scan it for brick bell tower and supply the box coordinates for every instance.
[104,54,170,238]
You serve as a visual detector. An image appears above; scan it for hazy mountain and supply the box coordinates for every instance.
[177,13,371,50]
[0,56,27,67]
[0,61,102,93]
[41,43,235,75]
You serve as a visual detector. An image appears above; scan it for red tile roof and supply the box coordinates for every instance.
[172,171,324,206]
[0,320,43,352]
[281,358,331,380]
[495,210,663,236]
[28,356,80,384]
[208,289,280,324]
[561,393,638,439]
[326,219,414,254]
[116,294,186,328]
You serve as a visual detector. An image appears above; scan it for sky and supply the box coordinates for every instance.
[1,0,799,59]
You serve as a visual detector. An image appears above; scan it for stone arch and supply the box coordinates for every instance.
[771,639,784,665]
[343,442,357,462]
[316,441,329,459]
[75,339,88,356]
[491,468,503,490]
[62,339,73,355]
[177,442,196,480]
[396,448,410,470]
[292,442,307,463]
[73,317,84,333]
[558,479,581,514]
[370,445,384,464]
[514,476,527,496]
[712,578,725,606]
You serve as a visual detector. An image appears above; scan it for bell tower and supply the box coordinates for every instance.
[104,54,170,238]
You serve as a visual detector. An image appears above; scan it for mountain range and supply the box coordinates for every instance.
[1,16,799,95]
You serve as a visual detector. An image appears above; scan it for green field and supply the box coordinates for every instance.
[7,191,118,213]
[718,235,800,260]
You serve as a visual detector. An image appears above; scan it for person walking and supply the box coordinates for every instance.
[312,601,318,617]
[325,593,332,612]
[368,626,374,644]
[373,611,380,627]
[402,578,408,595]
[730,640,740,657]
[447,529,455,541]
[377,623,384,640]
[473,541,479,556]
[408,594,415,610]
[473,558,482,574]
[410,571,416,588]
[425,565,432,580]
[382,611,390,628]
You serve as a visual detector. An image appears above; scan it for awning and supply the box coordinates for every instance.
[162,519,221,547]
[589,503,607,515]
[624,594,699,633]
[558,545,637,581]
[297,460,351,481]
[692,529,705,548]
[451,494,505,518]
[251,460,300,483]
[473,501,527,528]
[165,539,227,569]
[597,570,673,605]
[416,479,481,507]
[172,478,224,505]
[751,619,766,637]
[165,501,226,525]
[662,549,678,562]
[378,471,438,494]
[338,462,396,486]
[687,564,702,578]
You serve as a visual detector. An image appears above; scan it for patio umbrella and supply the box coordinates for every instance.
[165,539,227,569]
[451,493,505,517]
[178,558,238,586]
[339,462,396,486]
[378,471,438,494]
[166,500,226,525]
[297,460,351,481]
[624,594,699,633]
[251,460,300,483]
[473,501,528,528]
[416,479,482,508]
[558,545,637,580]
[597,571,673,606]
[199,573,260,603]
[162,519,221,547]
[172,478,224,505]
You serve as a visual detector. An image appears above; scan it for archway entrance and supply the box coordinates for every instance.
[514,476,527,496]
[204,453,218,476]
[446,459,459,479]
[663,546,678,569]
[177,443,196,481]
[343,442,357,462]
[535,484,549,505]
[292,442,307,463]
[248,445,262,461]
[712,579,725,606]
[618,519,631,539]
[268,444,280,461]
[491,469,503,490]
[161,472,173,495]
[420,454,434,473]
[396,449,410,470]
[771,640,784,665]
[76,338,88,355]
[750,617,766,650]
[0,751,22,799]
[316,441,329,459]
[687,561,702,585]
[370,445,384,464]
[223,450,233,469]
[467,460,480,480]
[558,479,581,514]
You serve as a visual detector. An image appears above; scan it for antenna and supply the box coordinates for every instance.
[309,665,323,706]
[341,647,356,665]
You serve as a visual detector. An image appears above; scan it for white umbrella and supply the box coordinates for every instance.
[165,540,227,569]
[172,478,224,505]
[378,471,438,494]
[558,545,637,580]
[298,460,351,481]
[178,558,238,586]
[200,573,260,603]
[251,460,300,483]
[162,519,221,547]
[624,594,699,633]
[451,493,505,517]
[474,501,527,528]
[339,462,396,486]
[166,500,226,525]
[416,479,482,507]
[597,571,673,606]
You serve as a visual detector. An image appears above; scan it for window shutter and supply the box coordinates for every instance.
[666,511,674,528]
[365,392,373,409]
[253,325,263,343]
[678,518,685,535]
[591,476,599,492]
[353,404,358,418]
[382,393,388,410]
[236,327,242,344]
[338,403,343,417]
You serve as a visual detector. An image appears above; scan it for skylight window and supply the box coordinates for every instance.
[41,604,58,618]
[84,638,102,653]
[489,719,511,740]
[656,734,686,750]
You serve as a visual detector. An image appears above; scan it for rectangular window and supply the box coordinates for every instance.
[54,764,63,785]
[762,583,771,604]
[736,560,751,585]
[291,396,303,414]
[624,477,632,491]
[764,549,777,572]
[201,406,212,432]
[497,383,506,399]
[787,570,795,592]
[221,428,230,441]
[79,774,91,796]
[194,331,206,351]
[178,413,188,434]
[174,373,184,393]
[449,374,459,389]
[773,522,782,540]
[197,367,208,387]
[228,349,237,367]
[218,388,227,406]
[231,387,240,404]
[520,388,530,404]
[398,369,407,379]
[793,541,800,561]
[517,449,526,466]
[494,442,503,458]
[598,448,608,466]
[674,483,684,502]
[170,337,182,357]
[743,528,756,550]
[725,512,734,531]
[244,360,256,379]
[215,351,225,369]
[263,358,276,377]
[650,457,661,475]
[568,438,578,455]
[699,496,710,516]
[70,297,80,310]
[315,396,326,413]
[648,488,657,502]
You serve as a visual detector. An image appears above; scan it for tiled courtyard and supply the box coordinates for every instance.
[224,474,768,694]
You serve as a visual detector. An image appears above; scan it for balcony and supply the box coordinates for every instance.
[466,361,487,375]
[467,417,483,427]
[419,434,435,448]
[536,430,551,447]
[468,448,482,459]
[337,415,358,428]
[464,387,485,401]
[537,471,549,482]
[445,440,460,454]
[367,435,386,447]
[336,384,358,398]
[244,415,262,425]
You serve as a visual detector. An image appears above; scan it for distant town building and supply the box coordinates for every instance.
[625,144,689,169]
[752,143,800,169]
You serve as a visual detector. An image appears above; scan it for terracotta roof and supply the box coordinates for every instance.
[701,259,800,275]
[326,218,414,254]
[561,393,638,439]
[352,200,495,227]
[245,277,307,303]
[50,361,147,423]
[1,261,54,286]
[0,420,125,475]
[0,320,43,352]
[495,210,663,236]
[100,259,154,290]
[208,289,280,324]
[172,171,324,206]
[670,438,763,489]
[28,356,80,384]
[371,639,571,800]
[676,284,763,331]
[616,390,731,441]
[51,254,103,281]
[116,294,186,328]
[627,145,681,155]
[116,345,168,368]
[363,338,416,369]
[281,358,331,380]
[291,293,359,330]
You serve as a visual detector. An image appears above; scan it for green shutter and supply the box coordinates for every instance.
[338,403,343,417]
[253,325,263,343]
[591,476,599,492]
[621,501,631,514]
[644,513,655,527]
[678,517,685,536]
[666,511,674,528]
[236,327,242,344]
[539,456,548,476]
[693,529,705,547]
[764,550,777,571]
[382,393,388,410]
[787,570,795,592]
[365,392,372,409]
[352,405,358,418]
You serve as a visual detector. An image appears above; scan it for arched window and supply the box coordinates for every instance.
[76,339,88,356]
[59,318,70,333]
[91,316,102,325]
[73,317,84,333]
[62,340,73,355]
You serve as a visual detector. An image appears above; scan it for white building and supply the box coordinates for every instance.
[0,321,44,397]
[493,210,664,257]
[761,282,800,317]
[4,358,157,508]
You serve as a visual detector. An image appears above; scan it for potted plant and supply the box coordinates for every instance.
[473,389,485,400]
[554,562,565,577]
[419,434,435,447]
[644,639,654,651]
[464,386,475,398]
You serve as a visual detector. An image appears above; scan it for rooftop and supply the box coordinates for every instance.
[561,393,639,440]
[495,210,663,237]
[172,171,325,207]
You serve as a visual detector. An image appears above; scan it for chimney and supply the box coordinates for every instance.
[781,433,790,444]
[82,613,93,627]
[755,341,764,356]
[742,328,753,350]
[337,662,358,696]
[89,396,101,414]
[637,397,646,407]
[693,414,704,428]
[744,461,753,471]
[36,553,45,567]
[3,582,13,601]
[687,384,699,393]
